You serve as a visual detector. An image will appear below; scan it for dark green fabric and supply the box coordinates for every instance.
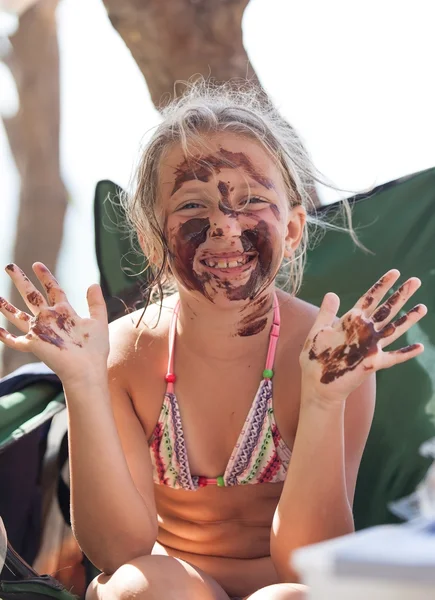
[0,386,64,452]
[94,180,148,322]
[94,168,435,530]
[299,168,435,529]
[0,575,78,599]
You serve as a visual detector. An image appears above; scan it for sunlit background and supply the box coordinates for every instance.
[1,0,434,319]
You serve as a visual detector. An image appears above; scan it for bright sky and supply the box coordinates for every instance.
[0,0,434,317]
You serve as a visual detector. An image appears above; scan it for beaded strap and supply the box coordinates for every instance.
[263,293,280,379]
[166,294,280,389]
[165,301,180,393]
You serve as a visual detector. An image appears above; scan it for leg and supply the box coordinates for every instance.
[244,583,308,600]
[85,554,230,600]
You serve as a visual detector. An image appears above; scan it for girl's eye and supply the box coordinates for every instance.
[178,202,204,210]
[240,196,268,208]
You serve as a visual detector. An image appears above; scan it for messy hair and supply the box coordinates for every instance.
[120,79,357,306]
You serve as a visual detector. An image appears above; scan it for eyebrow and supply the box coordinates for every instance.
[166,180,276,202]
[168,150,276,196]
[165,179,276,198]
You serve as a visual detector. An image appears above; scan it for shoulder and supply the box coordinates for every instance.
[275,288,320,354]
[107,293,179,382]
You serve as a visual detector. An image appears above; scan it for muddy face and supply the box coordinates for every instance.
[171,149,275,196]
[160,133,297,334]
[168,211,281,304]
[170,217,212,299]
[167,167,283,304]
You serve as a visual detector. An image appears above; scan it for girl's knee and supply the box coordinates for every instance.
[86,554,224,600]
[247,582,308,600]
[86,555,174,600]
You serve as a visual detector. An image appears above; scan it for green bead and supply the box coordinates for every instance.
[217,475,225,487]
[263,369,274,379]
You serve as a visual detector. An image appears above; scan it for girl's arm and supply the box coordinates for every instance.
[66,367,158,575]
[270,376,375,581]
[271,270,426,582]
[0,263,157,575]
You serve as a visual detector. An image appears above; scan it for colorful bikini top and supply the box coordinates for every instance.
[149,294,292,490]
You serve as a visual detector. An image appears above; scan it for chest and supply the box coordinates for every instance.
[130,330,302,478]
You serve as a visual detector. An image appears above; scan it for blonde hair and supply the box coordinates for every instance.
[121,79,356,304]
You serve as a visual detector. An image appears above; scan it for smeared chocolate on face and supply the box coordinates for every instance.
[228,220,279,301]
[170,217,212,298]
[167,146,284,306]
[168,212,280,306]
[171,149,275,196]
[217,180,237,217]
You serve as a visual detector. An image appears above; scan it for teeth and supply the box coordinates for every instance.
[203,255,252,269]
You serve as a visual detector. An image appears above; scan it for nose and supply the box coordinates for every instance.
[209,210,242,239]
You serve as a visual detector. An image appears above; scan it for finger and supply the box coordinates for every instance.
[380,343,424,370]
[87,284,108,323]
[5,264,47,315]
[312,292,340,331]
[372,277,421,326]
[0,327,29,352]
[32,262,68,306]
[379,304,427,348]
[355,269,400,314]
[0,297,31,333]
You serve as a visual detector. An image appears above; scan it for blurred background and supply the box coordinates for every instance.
[1,0,434,376]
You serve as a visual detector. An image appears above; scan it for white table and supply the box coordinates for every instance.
[292,519,435,599]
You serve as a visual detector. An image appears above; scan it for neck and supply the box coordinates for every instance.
[175,287,277,362]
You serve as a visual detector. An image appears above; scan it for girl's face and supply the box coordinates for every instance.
[159,132,305,305]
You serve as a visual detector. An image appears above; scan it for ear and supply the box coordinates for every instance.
[284,205,306,257]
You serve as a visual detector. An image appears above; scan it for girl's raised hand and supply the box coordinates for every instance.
[299,269,427,404]
[0,263,109,386]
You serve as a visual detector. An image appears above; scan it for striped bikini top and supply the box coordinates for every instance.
[148,294,292,491]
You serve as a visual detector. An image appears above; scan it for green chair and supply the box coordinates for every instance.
[94,169,435,530]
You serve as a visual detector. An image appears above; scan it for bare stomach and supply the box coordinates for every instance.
[152,483,283,597]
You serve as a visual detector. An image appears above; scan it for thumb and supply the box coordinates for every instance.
[313,292,340,331]
[86,284,108,322]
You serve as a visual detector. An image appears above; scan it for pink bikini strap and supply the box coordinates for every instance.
[165,292,281,390]
[264,292,280,376]
[165,301,180,394]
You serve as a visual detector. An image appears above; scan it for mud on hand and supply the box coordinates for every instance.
[0,262,109,385]
[299,269,427,402]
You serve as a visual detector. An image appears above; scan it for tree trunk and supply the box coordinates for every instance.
[102,0,320,204]
[2,0,68,375]
[101,0,260,107]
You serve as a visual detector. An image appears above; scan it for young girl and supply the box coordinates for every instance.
[0,84,427,600]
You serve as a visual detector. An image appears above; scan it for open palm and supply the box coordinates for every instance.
[300,270,427,402]
[0,263,109,385]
